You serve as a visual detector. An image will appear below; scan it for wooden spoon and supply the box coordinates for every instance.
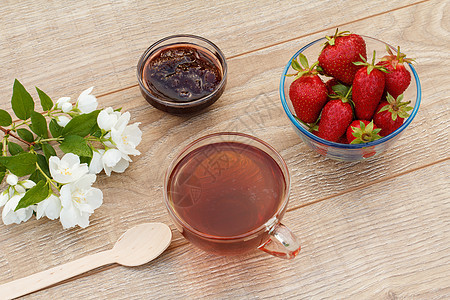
[0,222,172,299]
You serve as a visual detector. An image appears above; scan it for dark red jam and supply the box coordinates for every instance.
[142,45,223,103]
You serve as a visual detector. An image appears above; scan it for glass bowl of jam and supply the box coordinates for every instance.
[137,34,227,114]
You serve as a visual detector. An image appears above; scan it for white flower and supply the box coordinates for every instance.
[1,178,35,207]
[89,149,130,176]
[49,153,89,184]
[97,107,121,131]
[56,97,73,113]
[59,174,103,229]
[0,190,9,207]
[89,150,104,174]
[6,174,18,186]
[56,116,71,127]
[102,149,130,176]
[111,112,142,157]
[2,194,34,225]
[36,194,61,220]
[21,180,36,189]
[77,87,98,114]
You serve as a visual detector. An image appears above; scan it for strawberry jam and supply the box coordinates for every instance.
[142,44,223,104]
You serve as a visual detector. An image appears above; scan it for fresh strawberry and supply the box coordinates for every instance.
[336,135,348,144]
[346,120,382,144]
[288,53,327,123]
[352,51,387,120]
[325,78,340,97]
[373,93,413,136]
[318,29,367,85]
[377,46,413,99]
[316,85,353,142]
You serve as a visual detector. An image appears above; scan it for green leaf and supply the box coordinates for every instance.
[298,53,309,69]
[49,119,64,138]
[0,152,37,177]
[17,128,35,143]
[59,135,93,157]
[0,109,12,126]
[36,154,51,177]
[90,128,102,138]
[378,104,390,113]
[11,79,34,120]
[15,181,49,211]
[62,110,100,137]
[29,169,45,184]
[332,84,350,97]
[291,59,302,72]
[42,143,57,161]
[80,155,93,165]
[0,165,6,183]
[8,142,24,155]
[36,87,54,111]
[30,111,48,138]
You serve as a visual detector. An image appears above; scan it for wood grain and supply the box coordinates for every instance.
[0,0,426,104]
[23,159,450,299]
[0,0,449,299]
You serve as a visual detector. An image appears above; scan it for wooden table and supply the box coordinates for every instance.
[0,0,449,298]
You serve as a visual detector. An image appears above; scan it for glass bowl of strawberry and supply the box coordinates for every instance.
[279,31,421,161]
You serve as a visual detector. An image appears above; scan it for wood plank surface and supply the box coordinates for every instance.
[0,0,426,101]
[21,159,450,299]
[0,0,449,299]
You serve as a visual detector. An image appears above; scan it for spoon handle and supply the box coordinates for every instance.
[0,250,115,299]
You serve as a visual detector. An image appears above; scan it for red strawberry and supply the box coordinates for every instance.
[316,85,353,142]
[288,53,327,123]
[316,99,353,142]
[318,30,367,85]
[377,46,413,99]
[352,51,387,120]
[373,93,413,136]
[325,78,340,97]
[336,135,348,144]
[346,120,382,144]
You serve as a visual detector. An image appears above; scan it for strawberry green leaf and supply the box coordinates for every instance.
[378,104,390,113]
[298,53,309,69]
[291,59,302,72]
[391,113,398,121]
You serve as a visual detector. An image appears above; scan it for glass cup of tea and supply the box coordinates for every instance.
[163,132,300,259]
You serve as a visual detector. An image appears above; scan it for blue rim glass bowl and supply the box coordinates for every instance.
[279,35,421,161]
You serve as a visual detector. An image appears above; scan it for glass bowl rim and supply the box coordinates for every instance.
[136,34,228,109]
[279,35,421,149]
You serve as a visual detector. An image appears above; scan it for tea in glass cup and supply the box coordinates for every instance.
[164,132,300,259]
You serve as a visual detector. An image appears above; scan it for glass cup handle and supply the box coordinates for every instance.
[258,222,301,259]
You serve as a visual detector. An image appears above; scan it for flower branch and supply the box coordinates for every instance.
[0,80,142,229]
